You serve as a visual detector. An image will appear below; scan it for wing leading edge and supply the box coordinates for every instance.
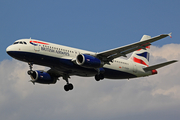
[96,33,172,62]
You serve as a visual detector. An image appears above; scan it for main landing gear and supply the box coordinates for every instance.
[63,74,74,91]
[95,73,104,81]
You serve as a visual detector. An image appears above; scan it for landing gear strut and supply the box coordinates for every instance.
[63,74,74,91]
[27,62,35,85]
[27,62,33,75]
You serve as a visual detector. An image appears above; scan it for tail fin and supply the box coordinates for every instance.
[128,35,151,66]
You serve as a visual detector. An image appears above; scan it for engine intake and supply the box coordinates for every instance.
[76,54,103,68]
[30,70,57,84]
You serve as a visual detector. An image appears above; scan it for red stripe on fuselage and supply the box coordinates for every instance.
[132,57,148,66]
[30,41,49,45]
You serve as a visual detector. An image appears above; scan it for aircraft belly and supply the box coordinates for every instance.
[8,51,97,76]
[103,68,137,79]
[8,51,137,79]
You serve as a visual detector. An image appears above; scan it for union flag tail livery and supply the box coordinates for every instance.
[6,33,177,91]
[129,35,151,67]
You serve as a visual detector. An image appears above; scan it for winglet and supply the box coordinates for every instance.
[168,32,172,38]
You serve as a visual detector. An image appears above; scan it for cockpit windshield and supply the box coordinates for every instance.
[13,42,19,44]
[13,41,27,45]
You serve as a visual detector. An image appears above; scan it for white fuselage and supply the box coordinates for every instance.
[6,39,154,79]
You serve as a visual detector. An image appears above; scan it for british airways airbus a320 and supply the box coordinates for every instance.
[6,33,177,91]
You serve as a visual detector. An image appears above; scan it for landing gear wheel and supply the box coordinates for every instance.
[68,83,73,90]
[27,70,33,75]
[63,74,74,91]
[27,70,31,75]
[95,74,104,81]
[95,75,101,81]
[99,74,104,80]
[64,83,74,91]
[64,84,69,91]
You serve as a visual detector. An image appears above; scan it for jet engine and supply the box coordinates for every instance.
[29,70,57,84]
[76,54,103,68]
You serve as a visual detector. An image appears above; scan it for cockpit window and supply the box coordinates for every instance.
[13,42,19,44]
[13,41,27,45]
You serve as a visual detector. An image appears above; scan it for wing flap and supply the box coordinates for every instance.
[143,60,177,71]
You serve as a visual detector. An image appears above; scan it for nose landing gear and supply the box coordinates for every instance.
[26,63,74,91]
[27,62,33,75]
[27,62,35,85]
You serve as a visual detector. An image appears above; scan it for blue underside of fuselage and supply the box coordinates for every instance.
[7,51,137,79]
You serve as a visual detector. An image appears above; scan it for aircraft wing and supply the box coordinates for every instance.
[96,33,172,62]
[143,60,177,71]
[47,68,63,77]
[47,68,72,79]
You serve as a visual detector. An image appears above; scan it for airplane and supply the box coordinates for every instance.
[6,33,177,91]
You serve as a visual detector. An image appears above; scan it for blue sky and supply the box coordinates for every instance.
[1,0,180,61]
[1,1,180,120]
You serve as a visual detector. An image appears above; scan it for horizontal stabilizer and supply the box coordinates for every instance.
[143,60,177,71]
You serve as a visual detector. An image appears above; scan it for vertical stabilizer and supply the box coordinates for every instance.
[128,35,151,66]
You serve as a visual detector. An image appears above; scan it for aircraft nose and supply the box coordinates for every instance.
[6,45,13,56]
[6,46,11,54]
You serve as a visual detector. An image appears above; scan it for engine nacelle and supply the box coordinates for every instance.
[76,54,103,68]
[30,70,57,84]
